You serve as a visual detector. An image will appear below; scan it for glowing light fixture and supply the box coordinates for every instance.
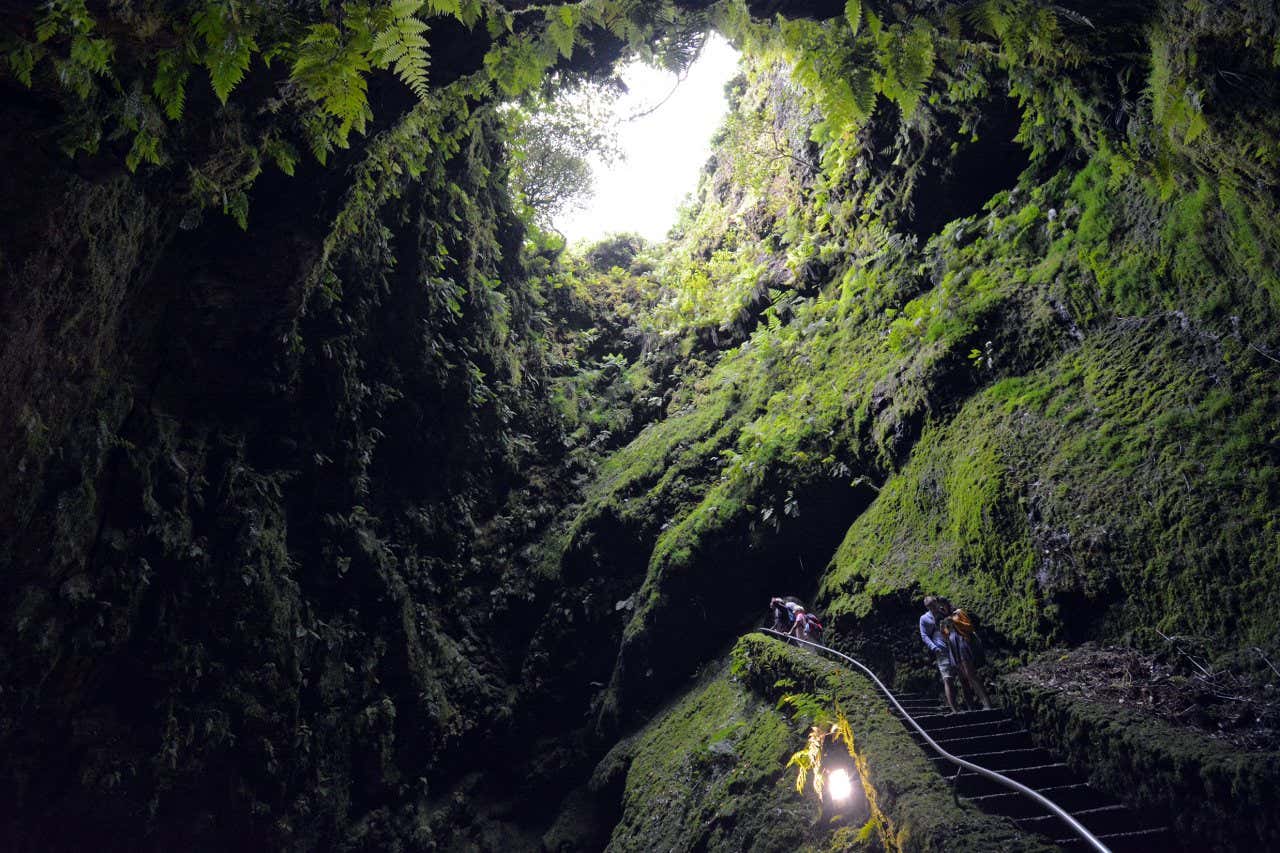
[827,768,854,803]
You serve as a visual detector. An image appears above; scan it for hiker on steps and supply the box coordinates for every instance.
[941,613,993,710]
[769,596,804,633]
[790,609,823,645]
[919,595,960,713]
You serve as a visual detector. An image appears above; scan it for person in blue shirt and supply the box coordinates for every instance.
[770,596,804,632]
[919,595,958,713]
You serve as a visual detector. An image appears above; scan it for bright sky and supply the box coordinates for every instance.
[556,33,741,245]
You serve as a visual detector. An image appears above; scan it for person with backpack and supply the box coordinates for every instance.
[769,596,804,633]
[942,609,993,710]
[790,609,824,645]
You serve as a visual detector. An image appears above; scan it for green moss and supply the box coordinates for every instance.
[600,658,821,852]
[823,317,1280,653]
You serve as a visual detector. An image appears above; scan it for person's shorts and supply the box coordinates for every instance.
[934,648,956,679]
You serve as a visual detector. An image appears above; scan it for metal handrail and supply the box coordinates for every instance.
[758,628,1110,853]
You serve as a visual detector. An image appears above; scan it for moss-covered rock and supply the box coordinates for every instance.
[822,314,1280,655]
[545,0,1280,745]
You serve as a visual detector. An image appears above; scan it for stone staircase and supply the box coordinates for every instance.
[890,694,1181,851]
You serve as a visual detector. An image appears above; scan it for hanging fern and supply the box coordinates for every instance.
[0,0,716,225]
[844,0,862,36]
[965,0,1013,41]
[544,7,579,60]
[35,0,94,44]
[425,0,462,16]
[192,2,257,105]
[292,23,373,149]
[5,0,112,99]
[781,698,857,800]
[878,20,935,118]
[6,43,40,87]
[118,79,167,172]
[370,0,432,101]
[153,51,189,120]
[484,34,549,97]
[68,33,113,77]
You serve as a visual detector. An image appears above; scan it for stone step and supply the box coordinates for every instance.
[916,717,1020,739]
[927,727,1034,754]
[955,761,1076,796]
[966,783,1113,817]
[894,700,947,712]
[1055,825,1174,852]
[929,746,1056,772]
[1014,803,1138,836]
[910,708,1007,726]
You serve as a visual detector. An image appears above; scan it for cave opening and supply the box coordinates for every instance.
[6,1,1279,851]
[551,31,742,243]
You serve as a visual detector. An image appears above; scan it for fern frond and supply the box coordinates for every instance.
[6,43,43,87]
[302,112,336,164]
[36,0,95,44]
[370,4,431,100]
[965,0,1011,39]
[126,126,163,172]
[793,763,808,792]
[424,0,461,17]
[293,23,373,141]
[844,0,861,35]
[848,66,877,119]
[834,711,855,751]
[69,34,113,76]
[193,3,257,104]
[484,35,544,97]
[261,136,299,176]
[545,8,576,60]
[153,52,189,120]
[36,14,62,44]
[880,21,935,118]
[393,0,425,16]
[224,189,250,230]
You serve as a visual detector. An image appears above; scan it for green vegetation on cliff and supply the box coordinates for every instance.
[539,1,1280,736]
[3,0,1280,850]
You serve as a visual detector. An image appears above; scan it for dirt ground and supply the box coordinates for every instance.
[1013,639,1280,751]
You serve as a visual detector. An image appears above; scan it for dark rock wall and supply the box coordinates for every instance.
[0,83,553,853]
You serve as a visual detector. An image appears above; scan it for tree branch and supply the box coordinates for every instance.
[622,32,708,123]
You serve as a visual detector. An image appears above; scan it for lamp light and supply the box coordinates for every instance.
[827,767,853,803]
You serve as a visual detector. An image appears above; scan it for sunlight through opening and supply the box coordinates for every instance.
[556,33,740,244]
